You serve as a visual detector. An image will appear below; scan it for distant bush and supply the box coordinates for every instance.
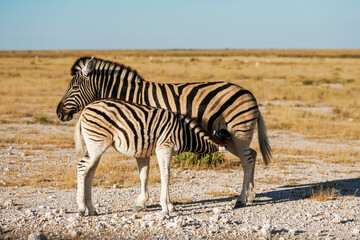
[302,79,314,85]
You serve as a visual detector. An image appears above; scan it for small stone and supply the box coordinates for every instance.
[210,215,220,223]
[260,224,272,235]
[4,199,15,206]
[289,228,296,235]
[253,225,262,231]
[28,231,47,240]
[331,214,343,224]
[212,207,221,214]
[44,212,54,219]
[353,228,360,235]
[38,205,45,209]
[70,230,80,238]
[112,184,118,189]
[52,209,60,214]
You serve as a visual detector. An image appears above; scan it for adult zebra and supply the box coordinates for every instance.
[57,56,271,208]
[75,98,230,216]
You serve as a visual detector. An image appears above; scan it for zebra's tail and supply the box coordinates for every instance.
[74,118,85,157]
[257,112,272,165]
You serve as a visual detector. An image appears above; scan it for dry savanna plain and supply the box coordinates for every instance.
[0,50,359,239]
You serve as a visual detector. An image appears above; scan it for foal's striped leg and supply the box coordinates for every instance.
[135,157,150,211]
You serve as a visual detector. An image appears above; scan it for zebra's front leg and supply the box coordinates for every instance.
[155,148,174,215]
[135,157,150,212]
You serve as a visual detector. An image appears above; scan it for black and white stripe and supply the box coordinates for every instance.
[74,99,229,216]
[57,56,271,208]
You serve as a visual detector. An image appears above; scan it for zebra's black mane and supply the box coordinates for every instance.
[71,56,145,82]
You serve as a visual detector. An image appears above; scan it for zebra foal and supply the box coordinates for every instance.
[74,99,230,216]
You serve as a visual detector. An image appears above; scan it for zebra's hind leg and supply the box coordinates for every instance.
[227,138,254,208]
[135,157,150,212]
[155,147,174,215]
[84,160,101,216]
[248,148,257,203]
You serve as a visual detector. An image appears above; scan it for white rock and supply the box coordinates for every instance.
[166,221,178,228]
[212,207,221,214]
[4,199,15,206]
[260,224,272,235]
[69,230,80,238]
[44,212,54,219]
[289,228,296,235]
[209,215,220,222]
[38,205,45,209]
[353,228,360,235]
[112,184,118,189]
[331,214,343,224]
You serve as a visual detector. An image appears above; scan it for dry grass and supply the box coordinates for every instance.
[306,185,341,201]
[205,189,236,197]
[1,49,359,188]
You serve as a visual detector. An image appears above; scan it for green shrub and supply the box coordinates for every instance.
[172,152,225,169]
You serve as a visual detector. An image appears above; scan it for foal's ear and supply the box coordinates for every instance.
[81,57,95,77]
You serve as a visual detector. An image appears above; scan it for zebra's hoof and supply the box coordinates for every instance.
[134,205,146,212]
[89,210,99,216]
[168,203,175,213]
[248,191,256,203]
[160,210,169,216]
[78,210,86,216]
[233,200,246,209]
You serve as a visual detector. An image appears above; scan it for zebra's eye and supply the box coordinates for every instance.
[72,85,80,90]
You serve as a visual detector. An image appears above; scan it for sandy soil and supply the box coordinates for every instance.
[1,123,359,239]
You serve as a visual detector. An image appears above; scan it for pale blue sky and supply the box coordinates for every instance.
[1,0,359,50]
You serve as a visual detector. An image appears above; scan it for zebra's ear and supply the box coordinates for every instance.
[81,57,95,77]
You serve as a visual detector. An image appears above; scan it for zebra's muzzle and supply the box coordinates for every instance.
[56,101,74,122]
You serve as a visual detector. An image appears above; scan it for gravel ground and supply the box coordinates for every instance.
[1,124,359,239]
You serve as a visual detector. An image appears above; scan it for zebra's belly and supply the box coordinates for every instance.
[113,143,156,158]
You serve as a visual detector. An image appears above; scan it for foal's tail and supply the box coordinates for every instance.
[257,112,272,165]
[74,118,85,157]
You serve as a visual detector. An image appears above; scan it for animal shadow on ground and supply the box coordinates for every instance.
[168,178,359,213]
